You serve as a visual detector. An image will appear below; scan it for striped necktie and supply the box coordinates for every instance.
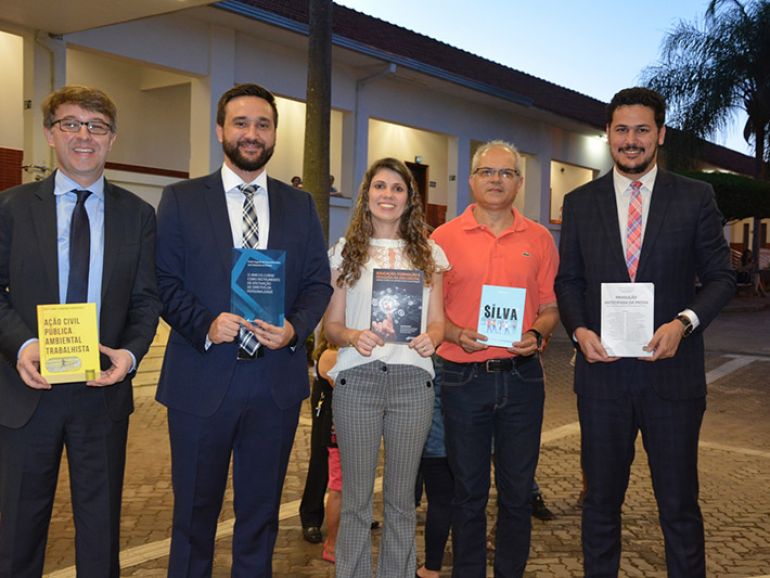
[238,184,260,357]
[625,180,643,282]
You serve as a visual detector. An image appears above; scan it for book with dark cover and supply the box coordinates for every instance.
[231,249,286,326]
[476,284,526,347]
[370,268,424,343]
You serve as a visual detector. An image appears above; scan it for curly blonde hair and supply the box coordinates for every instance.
[337,158,435,288]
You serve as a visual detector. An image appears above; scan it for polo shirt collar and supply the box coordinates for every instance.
[460,203,528,234]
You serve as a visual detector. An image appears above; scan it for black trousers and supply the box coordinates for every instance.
[0,383,128,578]
[299,376,333,527]
[420,456,454,571]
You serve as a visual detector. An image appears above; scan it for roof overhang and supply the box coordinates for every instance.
[0,0,213,35]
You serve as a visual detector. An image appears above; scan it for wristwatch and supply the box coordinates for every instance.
[527,328,543,350]
[676,314,694,338]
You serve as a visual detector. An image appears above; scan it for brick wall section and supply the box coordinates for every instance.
[0,147,23,190]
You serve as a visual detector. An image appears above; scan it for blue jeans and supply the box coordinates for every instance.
[439,355,545,578]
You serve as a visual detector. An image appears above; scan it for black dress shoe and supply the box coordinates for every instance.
[302,526,323,543]
[531,492,556,521]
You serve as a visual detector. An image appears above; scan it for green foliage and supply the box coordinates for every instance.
[678,170,770,221]
[643,0,770,178]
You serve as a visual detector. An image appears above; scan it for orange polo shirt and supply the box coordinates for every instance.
[431,204,559,363]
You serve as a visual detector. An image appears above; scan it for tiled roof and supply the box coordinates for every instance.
[698,138,756,175]
[224,0,757,176]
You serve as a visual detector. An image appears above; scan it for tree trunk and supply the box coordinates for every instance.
[303,0,333,244]
[751,122,766,290]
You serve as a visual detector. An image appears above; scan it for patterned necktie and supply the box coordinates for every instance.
[625,181,643,282]
[238,184,260,356]
[66,190,91,303]
[241,184,259,249]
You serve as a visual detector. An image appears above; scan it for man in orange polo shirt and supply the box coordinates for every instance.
[431,140,559,578]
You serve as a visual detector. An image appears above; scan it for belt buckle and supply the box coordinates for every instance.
[237,346,264,361]
[484,359,497,372]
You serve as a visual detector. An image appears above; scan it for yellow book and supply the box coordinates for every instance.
[37,303,101,384]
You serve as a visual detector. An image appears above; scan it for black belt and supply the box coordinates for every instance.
[448,355,535,373]
[237,346,264,361]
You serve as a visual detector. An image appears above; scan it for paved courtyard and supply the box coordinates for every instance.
[41,298,770,577]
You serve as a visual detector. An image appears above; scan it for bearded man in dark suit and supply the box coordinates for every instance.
[155,83,332,577]
[555,87,735,577]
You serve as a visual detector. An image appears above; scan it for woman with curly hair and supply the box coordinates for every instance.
[324,157,448,578]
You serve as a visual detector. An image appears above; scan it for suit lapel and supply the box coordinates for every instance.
[202,172,236,275]
[101,179,121,301]
[266,177,285,249]
[637,170,673,279]
[594,172,628,276]
[30,174,61,300]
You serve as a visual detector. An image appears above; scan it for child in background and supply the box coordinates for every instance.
[315,332,340,564]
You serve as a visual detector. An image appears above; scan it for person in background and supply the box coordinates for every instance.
[415,363,453,578]
[299,329,336,545]
[530,480,555,521]
[330,175,341,196]
[291,175,303,188]
[311,331,341,564]
[324,157,448,578]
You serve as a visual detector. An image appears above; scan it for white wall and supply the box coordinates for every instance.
[1,6,620,240]
[104,169,178,209]
[65,13,211,76]
[368,119,449,205]
[270,97,344,189]
[549,160,595,223]
[0,31,24,150]
[67,48,191,173]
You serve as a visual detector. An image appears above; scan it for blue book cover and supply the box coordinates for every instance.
[476,285,526,347]
[231,249,286,326]
[371,268,424,343]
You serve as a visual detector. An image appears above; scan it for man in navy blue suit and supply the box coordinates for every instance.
[555,87,735,577]
[155,83,332,577]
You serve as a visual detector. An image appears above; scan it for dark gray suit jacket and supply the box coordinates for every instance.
[0,172,161,428]
[554,169,736,399]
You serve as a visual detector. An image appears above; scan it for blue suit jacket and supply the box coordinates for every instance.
[155,171,332,415]
[554,170,736,400]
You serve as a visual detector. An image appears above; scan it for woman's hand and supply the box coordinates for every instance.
[349,329,384,357]
[409,332,436,358]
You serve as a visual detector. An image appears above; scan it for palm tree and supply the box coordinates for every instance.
[303,0,333,243]
[642,0,770,180]
[643,0,770,284]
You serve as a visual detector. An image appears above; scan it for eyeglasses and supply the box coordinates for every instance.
[473,167,521,180]
[51,118,113,136]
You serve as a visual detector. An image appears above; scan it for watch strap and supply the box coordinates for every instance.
[527,328,543,349]
[676,314,694,337]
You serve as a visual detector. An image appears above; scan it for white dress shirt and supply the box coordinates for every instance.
[220,164,270,249]
[611,164,699,329]
[613,165,656,255]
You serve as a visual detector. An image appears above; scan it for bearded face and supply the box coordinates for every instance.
[216,96,277,178]
[607,104,666,179]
